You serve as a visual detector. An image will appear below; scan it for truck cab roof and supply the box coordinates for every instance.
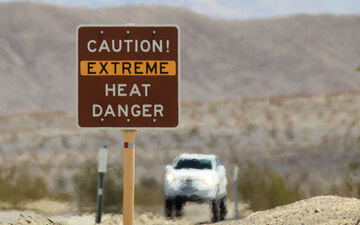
[176,153,217,160]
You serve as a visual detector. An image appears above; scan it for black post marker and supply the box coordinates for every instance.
[96,145,108,224]
[233,165,240,220]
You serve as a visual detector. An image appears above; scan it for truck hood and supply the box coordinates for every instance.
[167,168,217,181]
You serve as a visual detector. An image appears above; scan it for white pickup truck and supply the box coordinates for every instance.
[164,153,227,222]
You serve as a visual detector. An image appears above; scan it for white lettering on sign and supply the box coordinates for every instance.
[142,104,152,117]
[92,104,164,118]
[87,40,97,53]
[131,104,141,117]
[93,104,102,117]
[118,105,128,117]
[105,83,151,97]
[140,40,151,52]
[87,39,168,53]
[118,84,127,96]
[99,40,110,52]
[124,40,133,52]
[105,84,115,97]
[142,84,150,96]
[97,83,163,120]
[112,40,121,52]
[104,105,116,117]
[154,104,164,117]
[129,84,140,97]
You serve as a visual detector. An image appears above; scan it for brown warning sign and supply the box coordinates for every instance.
[77,25,179,128]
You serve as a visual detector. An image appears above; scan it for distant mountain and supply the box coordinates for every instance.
[1,2,360,114]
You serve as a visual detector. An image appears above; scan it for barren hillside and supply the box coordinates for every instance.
[0,2,360,114]
[1,92,359,195]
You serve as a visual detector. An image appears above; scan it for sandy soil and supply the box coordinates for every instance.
[218,195,360,225]
[0,201,248,225]
[0,212,191,225]
[1,196,359,225]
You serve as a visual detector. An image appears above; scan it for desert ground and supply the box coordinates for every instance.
[0,200,249,225]
[1,196,360,224]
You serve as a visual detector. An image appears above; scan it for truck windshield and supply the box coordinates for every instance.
[174,158,212,170]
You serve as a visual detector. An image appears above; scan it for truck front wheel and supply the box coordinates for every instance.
[175,197,185,217]
[165,198,173,218]
[211,199,219,222]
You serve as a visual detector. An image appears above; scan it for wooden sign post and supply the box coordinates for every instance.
[77,25,179,225]
[122,130,137,225]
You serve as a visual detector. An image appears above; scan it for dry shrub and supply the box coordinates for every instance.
[0,166,49,207]
[135,177,163,207]
[73,161,123,213]
[327,162,360,197]
[237,162,303,211]
[72,161,163,213]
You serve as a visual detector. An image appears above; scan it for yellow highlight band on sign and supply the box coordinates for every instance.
[80,60,176,76]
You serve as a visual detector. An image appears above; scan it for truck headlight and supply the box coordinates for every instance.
[166,174,175,184]
[204,176,214,186]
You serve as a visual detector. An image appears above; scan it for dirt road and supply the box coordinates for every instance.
[0,200,247,225]
[1,196,359,225]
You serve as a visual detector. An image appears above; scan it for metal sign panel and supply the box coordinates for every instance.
[77,25,179,128]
